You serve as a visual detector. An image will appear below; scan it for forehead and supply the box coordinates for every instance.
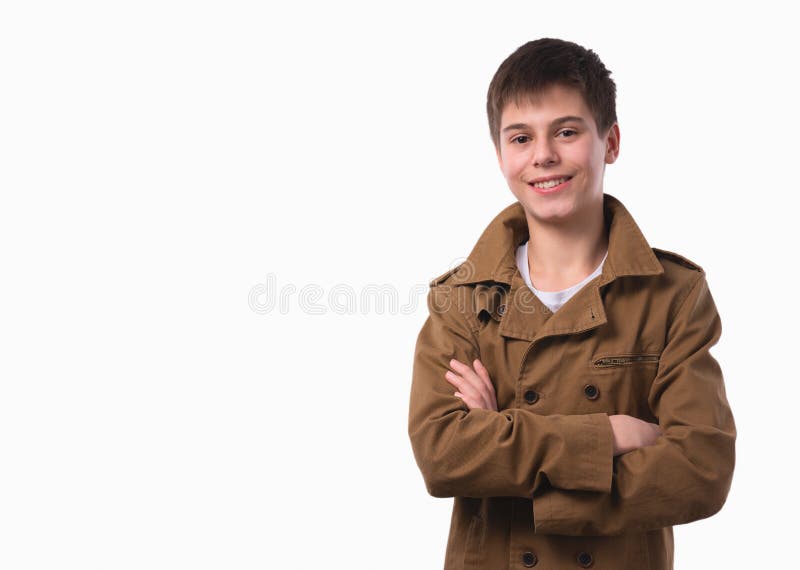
[500,85,595,130]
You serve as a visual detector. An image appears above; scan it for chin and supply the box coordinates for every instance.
[517,193,577,222]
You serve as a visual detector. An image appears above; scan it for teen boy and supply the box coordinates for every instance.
[408,38,736,569]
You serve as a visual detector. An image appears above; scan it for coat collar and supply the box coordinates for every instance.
[448,192,663,287]
[448,193,665,342]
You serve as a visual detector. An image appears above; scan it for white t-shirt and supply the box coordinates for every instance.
[515,240,608,313]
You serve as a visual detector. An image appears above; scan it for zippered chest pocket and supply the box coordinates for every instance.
[583,352,662,418]
[592,353,660,368]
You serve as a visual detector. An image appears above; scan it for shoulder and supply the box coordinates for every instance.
[426,263,510,332]
[651,247,712,321]
[652,247,705,274]
[428,263,466,288]
[425,263,489,332]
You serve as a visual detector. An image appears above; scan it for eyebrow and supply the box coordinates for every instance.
[501,115,588,133]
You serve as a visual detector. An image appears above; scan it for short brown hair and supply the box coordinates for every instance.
[486,38,617,149]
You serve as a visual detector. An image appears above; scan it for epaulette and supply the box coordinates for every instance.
[428,264,464,288]
[652,247,704,273]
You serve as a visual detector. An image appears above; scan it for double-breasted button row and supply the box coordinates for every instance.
[520,550,592,567]
[521,550,538,567]
[523,386,598,404]
[524,384,600,404]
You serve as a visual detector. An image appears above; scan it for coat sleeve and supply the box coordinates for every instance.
[531,273,737,536]
[408,284,615,499]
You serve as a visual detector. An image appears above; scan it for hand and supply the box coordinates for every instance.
[608,414,663,456]
[444,358,498,411]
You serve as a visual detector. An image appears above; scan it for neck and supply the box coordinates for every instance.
[525,203,608,292]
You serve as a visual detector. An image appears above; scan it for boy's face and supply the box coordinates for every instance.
[495,84,620,226]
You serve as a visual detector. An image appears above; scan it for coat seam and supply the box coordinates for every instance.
[431,284,482,357]
[454,285,483,339]
[666,272,705,343]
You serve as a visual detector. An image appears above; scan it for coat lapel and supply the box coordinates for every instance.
[449,193,665,342]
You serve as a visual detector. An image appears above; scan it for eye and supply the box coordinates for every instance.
[511,135,530,144]
[557,129,578,138]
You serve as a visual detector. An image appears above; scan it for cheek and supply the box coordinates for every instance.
[504,155,528,177]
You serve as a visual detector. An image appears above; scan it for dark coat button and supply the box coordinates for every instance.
[577,551,594,567]
[524,390,539,404]
[522,551,538,567]
[497,303,506,316]
[583,384,599,400]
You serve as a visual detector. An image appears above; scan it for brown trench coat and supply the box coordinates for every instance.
[408,193,736,569]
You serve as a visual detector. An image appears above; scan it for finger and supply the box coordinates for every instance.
[475,362,499,411]
[465,360,494,409]
[449,358,471,374]
[445,370,480,402]
[444,370,465,390]
[448,360,484,394]
[469,361,493,409]
[444,370,464,389]
[454,391,479,411]
[473,359,497,397]
[454,366,490,407]
[450,359,486,391]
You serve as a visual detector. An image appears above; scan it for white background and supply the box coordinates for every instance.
[1,1,796,568]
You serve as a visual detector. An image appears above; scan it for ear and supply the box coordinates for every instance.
[604,123,620,165]
[494,143,504,170]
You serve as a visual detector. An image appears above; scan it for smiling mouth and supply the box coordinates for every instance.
[529,176,573,190]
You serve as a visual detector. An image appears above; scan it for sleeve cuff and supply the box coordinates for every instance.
[547,412,614,493]
[532,413,614,534]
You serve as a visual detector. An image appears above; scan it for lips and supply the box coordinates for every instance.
[530,175,573,185]
[528,176,573,194]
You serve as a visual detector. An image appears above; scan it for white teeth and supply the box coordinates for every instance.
[532,177,569,189]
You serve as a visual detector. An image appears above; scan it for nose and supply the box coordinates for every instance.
[531,137,557,167]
